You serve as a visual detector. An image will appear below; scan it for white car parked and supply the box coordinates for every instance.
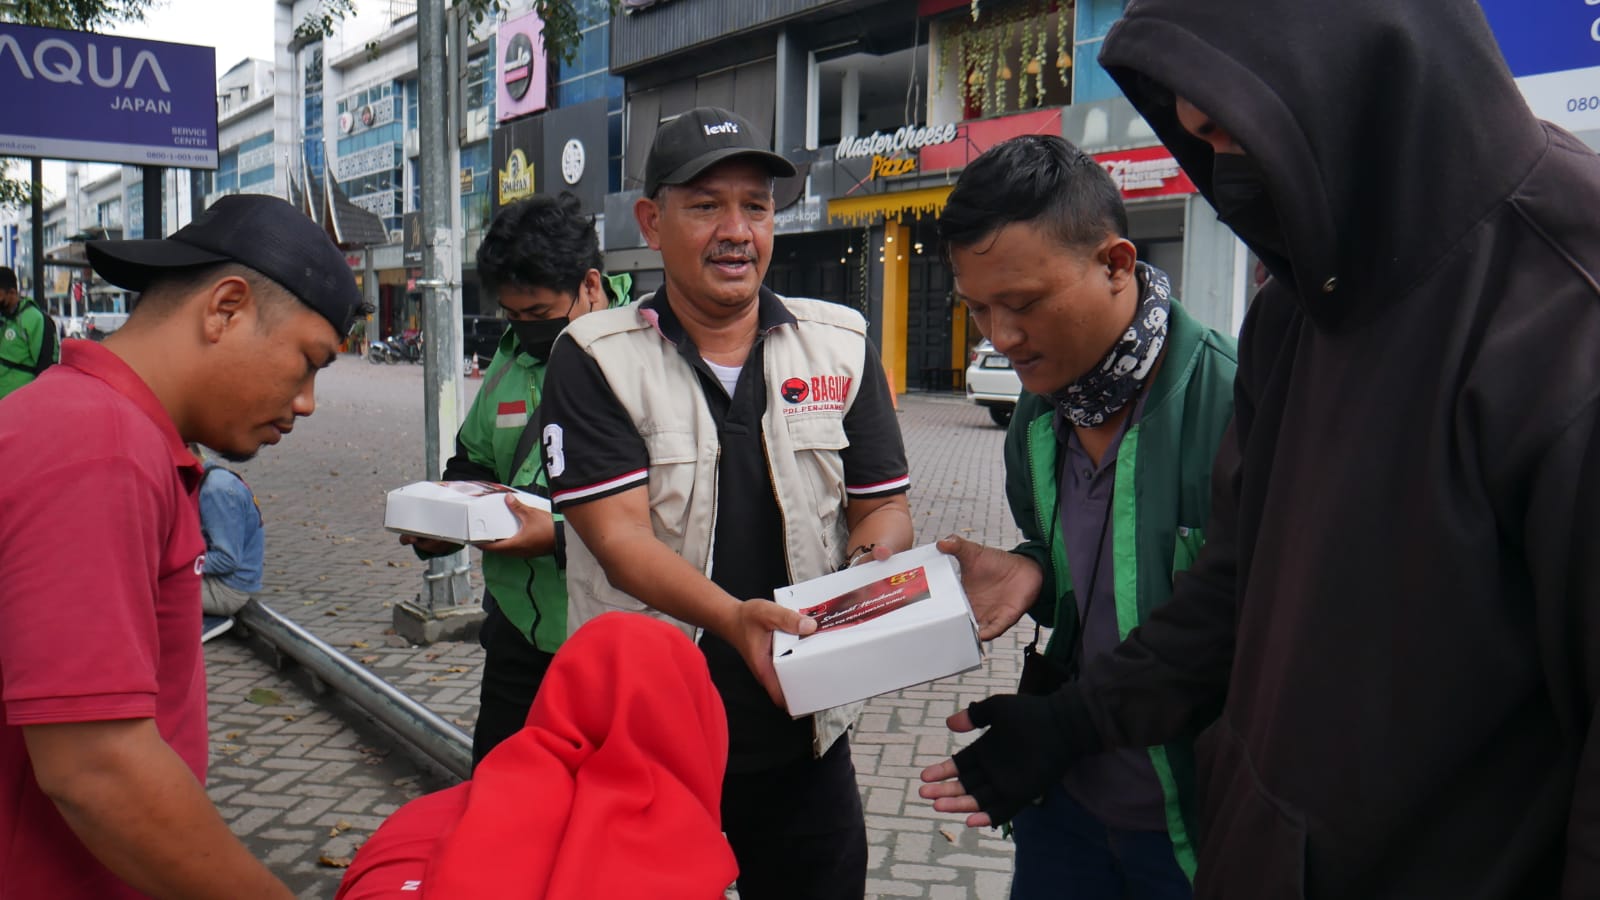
[965,339,1023,427]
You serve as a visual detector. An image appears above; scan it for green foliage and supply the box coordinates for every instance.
[0,0,156,209]
[0,164,36,209]
[0,0,149,30]
[294,0,620,67]
[291,0,359,46]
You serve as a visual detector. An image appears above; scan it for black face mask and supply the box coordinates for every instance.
[510,317,569,363]
[509,294,582,363]
[1211,153,1289,263]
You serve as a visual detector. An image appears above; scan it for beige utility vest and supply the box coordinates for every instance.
[562,294,871,756]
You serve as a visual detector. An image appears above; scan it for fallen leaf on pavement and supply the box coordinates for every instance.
[246,688,283,706]
[350,640,369,649]
[318,854,353,869]
[940,828,957,844]
[359,655,380,665]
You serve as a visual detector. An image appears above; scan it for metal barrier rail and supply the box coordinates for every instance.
[235,600,472,781]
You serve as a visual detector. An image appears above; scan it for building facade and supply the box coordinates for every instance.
[600,0,1251,393]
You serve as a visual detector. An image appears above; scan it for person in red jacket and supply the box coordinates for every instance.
[338,613,736,899]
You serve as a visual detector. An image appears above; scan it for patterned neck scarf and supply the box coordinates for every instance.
[1051,262,1171,428]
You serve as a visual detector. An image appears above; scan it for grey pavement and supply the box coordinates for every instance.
[210,356,1030,898]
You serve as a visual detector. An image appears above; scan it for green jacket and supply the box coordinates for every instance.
[0,297,58,400]
[1005,299,1236,880]
[449,273,631,652]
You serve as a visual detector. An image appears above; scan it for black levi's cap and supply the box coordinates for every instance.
[86,194,363,339]
[643,107,797,197]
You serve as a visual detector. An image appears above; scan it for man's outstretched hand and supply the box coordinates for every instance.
[937,536,1042,641]
[918,690,1095,826]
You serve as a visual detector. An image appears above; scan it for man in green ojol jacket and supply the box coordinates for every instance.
[0,266,59,400]
[400,193,630,767]
[930,136,1237,900]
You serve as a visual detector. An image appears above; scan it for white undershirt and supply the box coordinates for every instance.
[703,359,742,397]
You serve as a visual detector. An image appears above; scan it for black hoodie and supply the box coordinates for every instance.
[982,2,1600,897]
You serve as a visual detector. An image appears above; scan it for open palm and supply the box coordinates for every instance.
[937,536,1043,640]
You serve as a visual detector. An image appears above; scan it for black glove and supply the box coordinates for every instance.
[951,688,1102,824]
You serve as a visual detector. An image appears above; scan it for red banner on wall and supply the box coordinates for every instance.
[1091,146,1197,199]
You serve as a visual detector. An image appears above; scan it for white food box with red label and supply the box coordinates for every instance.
[383,481,551,544]
[771,543,982,717]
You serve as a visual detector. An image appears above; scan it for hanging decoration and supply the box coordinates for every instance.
[1057,0,1072,87]
[944,0,1071,117]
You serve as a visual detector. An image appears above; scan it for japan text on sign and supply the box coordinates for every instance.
[0,22,218,168]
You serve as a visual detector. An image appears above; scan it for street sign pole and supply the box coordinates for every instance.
[394,0,480,644]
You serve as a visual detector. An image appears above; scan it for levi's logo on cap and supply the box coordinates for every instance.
[704,121,740,136]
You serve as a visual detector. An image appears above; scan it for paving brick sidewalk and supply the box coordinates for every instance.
[210,359,1029,898]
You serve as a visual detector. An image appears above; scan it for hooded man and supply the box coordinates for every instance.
[920,2,1600,896]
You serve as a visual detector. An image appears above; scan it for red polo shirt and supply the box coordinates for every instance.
[0,340,207,898]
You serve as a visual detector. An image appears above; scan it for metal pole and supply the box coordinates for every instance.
[142,165,163,240]
[395,0,478,644]
[236,600,472,780]
[29,159,43,310]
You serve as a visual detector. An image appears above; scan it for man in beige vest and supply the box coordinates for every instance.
[538,107,913,899]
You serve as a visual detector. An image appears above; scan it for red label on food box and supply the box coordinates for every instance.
[800,566,932,636]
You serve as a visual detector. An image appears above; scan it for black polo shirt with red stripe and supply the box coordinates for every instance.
[540,287,908,770]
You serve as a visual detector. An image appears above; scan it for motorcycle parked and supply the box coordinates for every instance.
[366,331,423,364]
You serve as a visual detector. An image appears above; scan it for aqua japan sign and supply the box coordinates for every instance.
[0,22,218,168]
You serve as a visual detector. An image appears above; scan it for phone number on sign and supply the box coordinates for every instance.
[1567,95,1600,113]
[143,149,213,164]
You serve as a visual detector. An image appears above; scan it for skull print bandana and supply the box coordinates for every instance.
[1051,262,1171,428]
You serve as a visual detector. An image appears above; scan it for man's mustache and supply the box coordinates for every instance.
[708,243,756,261]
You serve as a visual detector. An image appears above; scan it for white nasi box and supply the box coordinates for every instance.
[383,481,551,544]
[772,543,982,717]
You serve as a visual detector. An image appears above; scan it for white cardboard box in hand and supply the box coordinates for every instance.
[772,543,982,717]
[383,481,551,544]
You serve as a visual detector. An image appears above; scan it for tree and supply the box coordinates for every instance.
[293,0,620,67]
[0,1,155,208]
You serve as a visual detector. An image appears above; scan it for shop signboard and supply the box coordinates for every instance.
[0,22,218,168]
[1480,0,1600,133]
[402,212,423,266]
[491,115,543,213]
[774,196,823,235]
[540,97,609,213]
[819,109,1061,203]
[495,10,548,123]
[336,90,396,137]
[1092,146,1196,199]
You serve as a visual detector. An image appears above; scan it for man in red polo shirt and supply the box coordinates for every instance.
[0,194,370,898]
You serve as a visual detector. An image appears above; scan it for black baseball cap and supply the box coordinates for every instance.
[643,107,797,197]
[87,193,364,339]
